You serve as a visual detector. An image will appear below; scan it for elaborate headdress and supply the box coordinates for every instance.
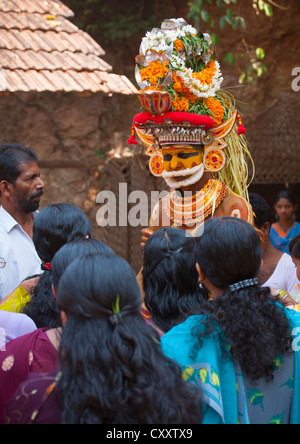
[128,18,253,199]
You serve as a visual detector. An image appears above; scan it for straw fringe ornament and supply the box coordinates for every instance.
[213,90,254,200]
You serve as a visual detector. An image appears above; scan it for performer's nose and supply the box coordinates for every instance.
[170,156,183,170]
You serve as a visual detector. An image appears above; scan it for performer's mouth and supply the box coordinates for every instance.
[162,164,205,189]
[174,175,190,182]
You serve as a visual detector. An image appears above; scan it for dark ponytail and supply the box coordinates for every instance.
[56,253,202,424]
[143,227,209,332]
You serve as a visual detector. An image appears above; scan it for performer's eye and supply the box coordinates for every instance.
[178,152,199,159]
[163,154,172,161]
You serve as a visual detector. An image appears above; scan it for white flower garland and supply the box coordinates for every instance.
[139,20,223,100]
[174,61,223,99]
[141,23,198,54]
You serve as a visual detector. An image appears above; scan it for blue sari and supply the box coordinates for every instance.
[161,306,300,424]
[270,222,300,255]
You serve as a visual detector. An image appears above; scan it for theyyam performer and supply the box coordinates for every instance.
[128,18,254,239]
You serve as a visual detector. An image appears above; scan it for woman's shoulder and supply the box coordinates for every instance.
[161,314,223,363]
[163,315,209,337]
[8,327,50,344]
[3,327,45,348]
[0,328,55,370]
[274,302,300,330]
[270,223,279,232]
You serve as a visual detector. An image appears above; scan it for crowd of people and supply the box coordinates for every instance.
[0,142,300,425]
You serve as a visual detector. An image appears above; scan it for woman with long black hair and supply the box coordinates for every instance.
[142,227,209,334]
[6,253,202,424]
[161,217,300,424]
[1,237,114,424]
[23,203,92,327]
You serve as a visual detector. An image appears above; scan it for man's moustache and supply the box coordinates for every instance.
[162,164,205,189]
[162,163,204,178]
[31,190,44,199]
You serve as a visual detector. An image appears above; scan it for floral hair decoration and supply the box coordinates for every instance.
[41,262,51,271]
[110,294,122,326]
[128,18,253,199]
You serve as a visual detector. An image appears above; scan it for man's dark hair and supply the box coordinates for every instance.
[0,143,39,185]
[249,192,273,229]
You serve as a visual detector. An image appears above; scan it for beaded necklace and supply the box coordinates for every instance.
[164,179,227,226]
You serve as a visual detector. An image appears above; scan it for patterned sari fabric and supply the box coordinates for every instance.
[270,222,300,255]
[0,328,58,423]
[5,371,61,424]
[161,306,300,424]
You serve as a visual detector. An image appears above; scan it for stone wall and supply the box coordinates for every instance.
[0,91,166,270]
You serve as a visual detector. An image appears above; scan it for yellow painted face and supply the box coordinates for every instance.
[161,145,204,172]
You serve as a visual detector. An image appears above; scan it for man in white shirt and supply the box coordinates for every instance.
[0,143,44,300]
[263,253,299,297]
[249,192,299,299]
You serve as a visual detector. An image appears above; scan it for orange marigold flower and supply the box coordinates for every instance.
[192,61,217,86]
[141,85,163,92]
[172,73,197,104]
[185,90,197,104]
[172,72,185,93]
[140,61,169,87]
[174,39,184,52]
[204,97,224,126]
[173,95,190,112]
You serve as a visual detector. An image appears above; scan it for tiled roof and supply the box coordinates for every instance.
[0,0,137,94]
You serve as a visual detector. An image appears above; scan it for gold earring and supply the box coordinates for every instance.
[203,148,226,172]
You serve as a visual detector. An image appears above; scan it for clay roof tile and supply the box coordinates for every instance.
[0,0,137,94]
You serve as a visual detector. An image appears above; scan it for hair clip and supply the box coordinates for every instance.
[228,278,259,292]
[110,295,121,326]
[109,313,122,326]
[41,262,51,271]
[173,247,183,254]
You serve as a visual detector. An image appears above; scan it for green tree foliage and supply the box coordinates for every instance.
[66,0,158,43]
[186,0,278,83]
[66,0,286,83]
